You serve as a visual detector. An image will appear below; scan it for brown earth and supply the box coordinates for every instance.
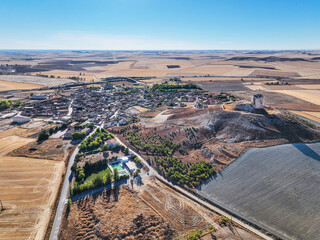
[8,138,70,161]
[59,185,175,240]
[59,178,261,240]
[113,104,320,173]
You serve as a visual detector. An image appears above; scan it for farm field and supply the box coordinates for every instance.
[197,142,320,240]
[0,75,75,87]
[2,50,320,79]
[0,80,43,91]
[290,110,320,122]
[270,89,320,105]
[0,133,64,240]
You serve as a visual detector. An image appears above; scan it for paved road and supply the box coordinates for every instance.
[49,127,98,240]
[49,144,79,240]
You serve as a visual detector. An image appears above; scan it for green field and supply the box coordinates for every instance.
[85,167,112,184]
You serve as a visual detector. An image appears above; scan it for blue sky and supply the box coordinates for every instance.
[0,0,319,50]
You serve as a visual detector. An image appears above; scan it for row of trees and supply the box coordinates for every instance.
[72,131,86,140]
[71,168,128,196]
[120,125,215,187]
[0,99,21,110]
[150,83,201,92]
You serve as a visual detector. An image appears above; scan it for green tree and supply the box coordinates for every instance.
[124,147,129,155]
[105,171,112,184]
[15,100,22,106]
[77,168,85,182]
[37,130,49,142]
[113,168,119,181]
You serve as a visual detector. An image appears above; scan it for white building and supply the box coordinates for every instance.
[252,94,264,109]
[13,116,31,124]
[125,161,136,173]
[117,156,129,164]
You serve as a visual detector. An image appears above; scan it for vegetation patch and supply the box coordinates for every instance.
[119,125,215,187]
[150,83,202,92]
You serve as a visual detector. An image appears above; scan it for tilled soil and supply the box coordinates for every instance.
[59,186,175,240]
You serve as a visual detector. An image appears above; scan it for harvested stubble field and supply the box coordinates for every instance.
[270,89,320,105]
[9,138,70,161]
[0,80,43,91]
[197,142,320,240]
[0,131,64,240]
[290,110,320,122]
[0,75,75,87]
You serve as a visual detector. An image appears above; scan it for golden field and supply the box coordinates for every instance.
[0,132,64,240]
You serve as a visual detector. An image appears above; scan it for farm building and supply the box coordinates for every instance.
[12,115,31,124]
[251,94,264,109]
[30,94,48,100]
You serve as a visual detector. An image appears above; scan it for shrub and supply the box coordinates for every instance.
[37,130,49,142]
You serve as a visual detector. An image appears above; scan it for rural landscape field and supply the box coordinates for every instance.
[1,0,320,239]
[1,49,320,240]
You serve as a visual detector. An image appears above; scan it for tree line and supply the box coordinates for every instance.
[150,83,201,92]
[0,99,21,111]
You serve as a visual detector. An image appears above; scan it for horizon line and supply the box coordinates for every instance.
[0,49,320,52]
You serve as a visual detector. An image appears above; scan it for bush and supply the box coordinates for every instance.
[217,215,230,226]
[208,225,215,231]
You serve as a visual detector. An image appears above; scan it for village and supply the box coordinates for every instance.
[0,80,239,196]
[1,77,302,240]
